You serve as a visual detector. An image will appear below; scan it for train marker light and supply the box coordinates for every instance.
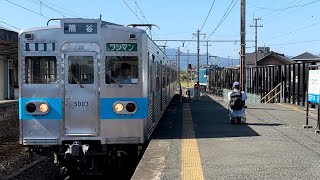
[26,103,36,113]
[114,103,124,112]
[39,103,50,113]
[126,103,136,112]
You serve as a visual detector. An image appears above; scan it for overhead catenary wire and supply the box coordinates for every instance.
[35,0,84,17]
[25,0,66,17]
[134,0,149,24]
[131,0,164,44]
[122,0,144,24]
[199,0,216,31]
[4,0,51,19]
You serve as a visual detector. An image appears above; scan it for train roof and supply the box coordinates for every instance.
[19,18,146,35]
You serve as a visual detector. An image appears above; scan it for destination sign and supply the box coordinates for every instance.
[64,23,97,34]
[106,43,137,51]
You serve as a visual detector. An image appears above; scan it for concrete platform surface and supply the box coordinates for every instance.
[132,94,320,180]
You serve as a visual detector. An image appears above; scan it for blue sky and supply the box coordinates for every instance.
[1,0,320,59]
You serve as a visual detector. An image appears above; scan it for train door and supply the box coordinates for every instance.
[151,55,155,124]
[160,61,163,111]
[64,52,99,136]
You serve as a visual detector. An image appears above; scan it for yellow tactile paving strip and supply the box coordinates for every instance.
[181,103,204,180]
[277,103,317,116]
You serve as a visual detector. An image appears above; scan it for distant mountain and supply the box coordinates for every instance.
[162,48,239,70]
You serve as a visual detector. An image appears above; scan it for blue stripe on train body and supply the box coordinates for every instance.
[19,97,148,120]
[100,98,148,120]
[19,98,63,120]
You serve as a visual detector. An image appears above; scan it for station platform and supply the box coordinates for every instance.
[132,94,320,180]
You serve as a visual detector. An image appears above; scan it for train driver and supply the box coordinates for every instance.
[117,63,133,84]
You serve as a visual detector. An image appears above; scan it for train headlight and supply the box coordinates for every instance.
[26,103,36,113]
[39,103,49,113]
[114,103,124,112]
[126,102,136,113]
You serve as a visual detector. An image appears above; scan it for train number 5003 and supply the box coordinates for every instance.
[74,102,89,107]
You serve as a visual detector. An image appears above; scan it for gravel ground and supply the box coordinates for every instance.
[12,157,61,180]
[0,145,45,179]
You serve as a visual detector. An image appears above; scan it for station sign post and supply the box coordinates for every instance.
[306,68,320,132]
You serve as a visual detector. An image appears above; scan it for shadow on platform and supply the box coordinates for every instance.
[245,122,283,126]
[152,95,260,140]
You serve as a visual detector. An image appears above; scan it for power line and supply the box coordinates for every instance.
[250,0,318,23]
[263,21,320,43]
[200,0,216,31]
[206,0,239,40]
[37,0,84,17]
[4,0,51,19]
[268,39,320,46]
[26,0,66,17]
[247,0,302,11]
[39,2,66,17]
[153,39,251,42]
[251,0,320,12]
[0,20,21,30]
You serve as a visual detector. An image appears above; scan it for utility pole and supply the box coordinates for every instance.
[227,55,231,67]
[187,49,190,87]
[178,47,182,103]
[240,0,246,91]
[203,41,212,66]
[193,29,206,84]
[250,17,263,67]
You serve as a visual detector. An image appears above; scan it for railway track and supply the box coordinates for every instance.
[0,135,20,154]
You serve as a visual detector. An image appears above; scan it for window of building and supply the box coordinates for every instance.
[105,56,139,84]
[25,56,57,84]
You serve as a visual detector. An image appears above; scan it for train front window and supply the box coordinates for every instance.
[25,56,57,84]
[68,56,94,84]
[105,56,139,84]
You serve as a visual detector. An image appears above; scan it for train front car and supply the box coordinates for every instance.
[19,18,150,174]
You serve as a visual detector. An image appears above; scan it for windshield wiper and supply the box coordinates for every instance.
[69,70,84,88]
[107,72,122,88]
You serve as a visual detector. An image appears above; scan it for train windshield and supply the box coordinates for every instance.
[105,56,139,85]
[25,56,57,84]
[68,56,94,85]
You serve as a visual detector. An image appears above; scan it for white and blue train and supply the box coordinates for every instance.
[19,18,177,173]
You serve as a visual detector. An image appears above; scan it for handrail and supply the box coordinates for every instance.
[266,91,282,103]
[261,82,282,102]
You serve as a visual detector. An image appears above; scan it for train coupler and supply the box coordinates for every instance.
[65,141,89,157]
